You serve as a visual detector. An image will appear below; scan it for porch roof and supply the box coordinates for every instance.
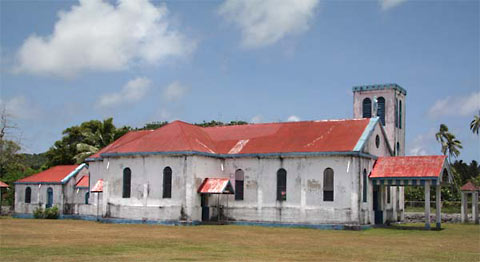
[91,179,104,193]
[370,155,449,185]
[197,178,234,194]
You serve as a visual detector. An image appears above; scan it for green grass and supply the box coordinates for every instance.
[1,217,479,261]
[405,206,461,214]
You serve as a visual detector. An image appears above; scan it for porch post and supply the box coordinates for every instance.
[424,180,430,229]
[461,192,468,223]
[473,191,479,224]
[435,184,441,229]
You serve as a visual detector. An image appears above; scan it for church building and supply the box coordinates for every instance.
[15,84,451,228]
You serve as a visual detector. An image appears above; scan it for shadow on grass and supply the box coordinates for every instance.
[374,224,444,231]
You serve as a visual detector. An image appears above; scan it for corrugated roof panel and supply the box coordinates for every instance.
[91,179,104,192]
[370,156,447,178]
[88,130,154,160]
[75,175,89,188]
[0,181,8,188]
[16,165,80,183]
[97,118,371,157]
[197,178,234,194]
[461,181,480,191]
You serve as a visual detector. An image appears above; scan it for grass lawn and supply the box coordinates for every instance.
[1,217,479,262]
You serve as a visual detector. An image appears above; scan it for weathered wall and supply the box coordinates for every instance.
[14,184,63,214]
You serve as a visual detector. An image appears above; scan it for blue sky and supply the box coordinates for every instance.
[1,0,478,162]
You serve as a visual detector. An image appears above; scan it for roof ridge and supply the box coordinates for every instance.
[203,118,367,129]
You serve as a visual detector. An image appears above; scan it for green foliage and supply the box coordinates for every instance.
[33,206,59,219]
[33,207,45,219]
[470,112,480,135]
[45,206,59,219]
[435,124,462,163]
[195,120,248,127]
[46,118,131,165]
[138,121,169,130]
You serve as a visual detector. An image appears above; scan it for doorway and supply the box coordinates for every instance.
[201,194,209,222]
[373,185,383,224]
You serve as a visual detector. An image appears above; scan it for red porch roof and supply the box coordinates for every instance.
[198,178,234,194]
[461,181,480,192]
[16,165,80,183]
[91,179,104,192]
[370,156,447,179]
[75,175,89,188]
[0,181,8,188]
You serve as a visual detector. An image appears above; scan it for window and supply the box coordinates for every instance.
[163,167,172,198]
[123,168,131,198]
[46,187,53,208]
[362,98,372,118]
[395,98,399,128]
[363,169,367,203]
[396,142,400,156]
[235,169,244,200]
[25,187,31,203]
[85,192,89,204]
[375,135,380,148]
[387,187,391,204]
[399,100,402,129]
[377,97,386,126]
[323,168,334,201]
[276,168,287,201]
[442,169,449,184]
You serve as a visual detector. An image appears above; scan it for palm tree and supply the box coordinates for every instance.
[435,124,462,163]
[471,112,480,135]
[73,118,119,163]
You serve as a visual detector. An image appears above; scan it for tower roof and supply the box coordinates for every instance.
[352,83,407,95]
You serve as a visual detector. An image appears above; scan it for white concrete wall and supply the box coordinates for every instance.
[15,184,63,214]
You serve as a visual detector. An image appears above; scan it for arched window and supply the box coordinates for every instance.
[396,142,400,156]
[363,169,367,203]
[442,169,449,184]
[399,100,402,129]
[25,187,31,204]
[323,168,334,201]
[85,192,89,204]
[46,187,53,208]
[375,135,380,148]
[362,98,372,118]
[235,169,244,200]
[123,168,131,198]
[163,167,172,198]
[395,98,398,128]
[387,187,391,204]
[377,97,386,126]
[276,168,287,201]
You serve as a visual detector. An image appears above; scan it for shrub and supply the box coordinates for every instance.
[33,207,45,219]
[44,206,59,219]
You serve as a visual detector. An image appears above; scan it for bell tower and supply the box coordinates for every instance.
[352,84,406,156]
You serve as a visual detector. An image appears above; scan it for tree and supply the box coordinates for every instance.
[471,112,480,135]
[435,124,462,163]
[47,118,130,165]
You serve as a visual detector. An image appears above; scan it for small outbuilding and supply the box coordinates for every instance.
[460,181,479,224]
[14,164,89,215]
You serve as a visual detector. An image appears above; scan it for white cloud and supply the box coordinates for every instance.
[98,77,151,108]
[251,115,263,123]
[14,0,195,77]
[218,0,319,48]
[0,96,38,120]
[428,92,480,118]
[408,129,436,156]
[379,0,407,10]
[163,81,188,101]
[287,115,301,122]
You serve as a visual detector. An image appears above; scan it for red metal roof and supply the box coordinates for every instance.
[88,130,154,160]
[91,179,104,192]
[461,181,480,191]
[197,178,234,194]
[75,175,89,188]
[0,181,8,188]
[370,156,447,179]
[97,119,371,156]
[16,165,80,183]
